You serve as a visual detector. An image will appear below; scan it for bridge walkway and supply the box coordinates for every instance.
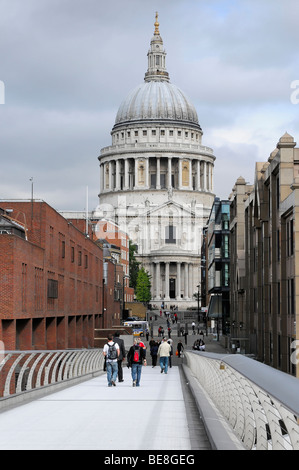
[0,321,223,451]
[0,363,210,450]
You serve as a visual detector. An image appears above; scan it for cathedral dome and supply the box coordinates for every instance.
[113,13,201,132]
[114,80,200,128]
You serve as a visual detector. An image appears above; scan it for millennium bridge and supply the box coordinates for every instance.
[0,327,298,451]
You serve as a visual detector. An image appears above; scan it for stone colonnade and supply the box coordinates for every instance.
[149,260,197,301]
[100,156,213,192]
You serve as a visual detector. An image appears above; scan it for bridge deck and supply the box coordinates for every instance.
[0,320,226,451]
[0,364,211,450]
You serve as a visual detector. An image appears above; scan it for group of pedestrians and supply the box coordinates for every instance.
[103,324,189,387]
[149,337,173,374]
[103,333,147,387]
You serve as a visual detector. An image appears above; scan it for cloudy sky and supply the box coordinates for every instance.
[0,0,299,212]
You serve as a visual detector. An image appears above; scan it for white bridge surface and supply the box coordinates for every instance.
[0,365,192,450]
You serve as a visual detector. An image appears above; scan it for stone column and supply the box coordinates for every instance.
[124,159,129,190]
[197,160,201,190]
[115,159,121,190]
[100,163,104,195]
[109,161,113,190]
[165,262,170,300]
[134,159,138,189]
[184,263,189,299]
[155,262,160,300]
[145,157,149,189]
[189,263,193,299]
[178,159,182,190]
[203,161,207,191]
[176,262,181,300]
[168,157,172,188]
[156,157,161,189]
[189,159,192,190]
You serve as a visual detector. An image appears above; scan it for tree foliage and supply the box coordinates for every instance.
[129,240,140,290]
[136,267,151,304]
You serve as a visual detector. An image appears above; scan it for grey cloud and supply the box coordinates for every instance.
[0,0,298,211]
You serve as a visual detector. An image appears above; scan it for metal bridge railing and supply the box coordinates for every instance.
[0,349,104,408]
[185,351,299,450]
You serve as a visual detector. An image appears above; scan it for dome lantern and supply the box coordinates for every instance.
[144,12,169,83]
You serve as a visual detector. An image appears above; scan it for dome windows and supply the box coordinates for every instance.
[112,126,202,145]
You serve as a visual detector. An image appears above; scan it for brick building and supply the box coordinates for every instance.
[60,213,135,306]
[0,200,121,351]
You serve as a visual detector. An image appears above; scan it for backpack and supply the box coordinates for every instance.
[133,345,140,362]
[107,342,118,360]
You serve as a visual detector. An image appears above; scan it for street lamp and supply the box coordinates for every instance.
[122,275,129,322]
[196,284,200,323]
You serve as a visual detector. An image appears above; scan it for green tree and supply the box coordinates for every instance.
[136,267,151,304]
[129,240,140,290]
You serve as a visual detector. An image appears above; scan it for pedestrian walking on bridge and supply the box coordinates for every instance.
[158,337,171,374]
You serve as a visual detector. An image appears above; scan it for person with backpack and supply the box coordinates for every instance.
[103,334,120,387]
[127,338,146,387]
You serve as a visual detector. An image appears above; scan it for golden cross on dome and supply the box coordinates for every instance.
[154,12,159,35]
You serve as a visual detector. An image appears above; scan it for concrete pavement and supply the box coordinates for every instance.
[0,318,225,450]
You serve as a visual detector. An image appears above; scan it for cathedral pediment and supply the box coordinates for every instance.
[142,199,195,218]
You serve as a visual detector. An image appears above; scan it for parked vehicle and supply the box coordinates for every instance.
[123,320,149,337]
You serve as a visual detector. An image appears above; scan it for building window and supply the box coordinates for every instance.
[47,278,58,299]
[61,240,65,259]
[71,246,75,263]
[34,267,44,310]
[276,176,280,208]
[152,129,156,136]
[165,225,176,244]
[160,129,165,136]
[287,219,294,256]
[150,174,156,188]
[22,263,27,311]
[143,130,147,136]
[160,174,166,189]
[288,278,295,315]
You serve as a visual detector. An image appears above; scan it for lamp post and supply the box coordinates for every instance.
[122,274,129,322]
[196,284,200,323]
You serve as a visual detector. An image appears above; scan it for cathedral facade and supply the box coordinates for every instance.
[95,14,216,309]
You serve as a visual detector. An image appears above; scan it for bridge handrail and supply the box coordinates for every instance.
[0,349,104,406]
[185,351,299,450]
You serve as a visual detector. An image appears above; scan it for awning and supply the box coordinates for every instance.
[207,294,222,319]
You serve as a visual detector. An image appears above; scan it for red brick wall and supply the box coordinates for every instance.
[0,201,121,351]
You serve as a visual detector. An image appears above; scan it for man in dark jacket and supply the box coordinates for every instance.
[127,338,146,387]
[113,332,126,382]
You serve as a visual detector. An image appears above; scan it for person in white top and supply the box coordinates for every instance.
[158,337,171,374]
